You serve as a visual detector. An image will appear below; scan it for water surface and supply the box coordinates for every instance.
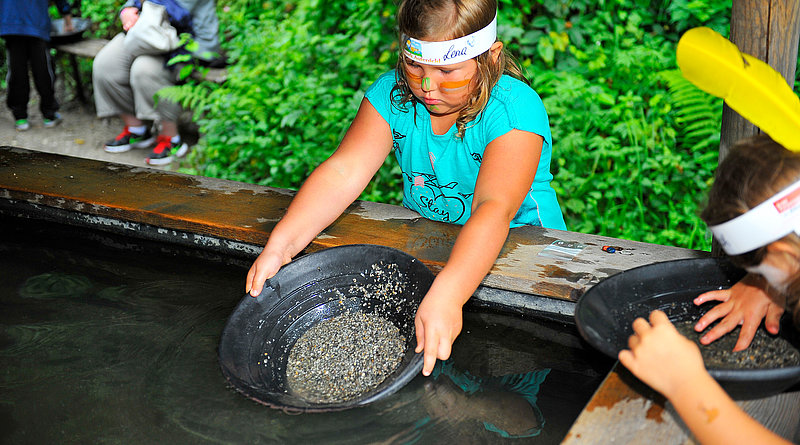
[0,215,611,444]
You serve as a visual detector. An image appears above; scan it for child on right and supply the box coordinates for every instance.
[619,134,800,444]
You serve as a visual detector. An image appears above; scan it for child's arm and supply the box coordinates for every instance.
[246,98,394,297]
[619,310,790,445]
[53,0,73,31]
[415,129,543,375]
[693,273,784,350]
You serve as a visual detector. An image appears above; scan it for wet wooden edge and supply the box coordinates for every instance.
[0,146,707,304]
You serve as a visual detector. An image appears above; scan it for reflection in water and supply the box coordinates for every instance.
[20,272,93,299]
[0,215,611,444]
[427,360,550,438]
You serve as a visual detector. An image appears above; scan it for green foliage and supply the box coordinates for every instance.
[78,0,128,39]
[486,0,730,249]
[660,69,721,152]
[163,0,402,203]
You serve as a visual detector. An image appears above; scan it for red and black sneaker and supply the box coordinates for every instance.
[145,135,189,166]
[104,126,155,153]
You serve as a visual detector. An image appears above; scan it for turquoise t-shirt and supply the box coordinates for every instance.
[365,70,566,229]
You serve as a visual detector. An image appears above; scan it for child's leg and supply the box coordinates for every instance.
[26,37,59,119]
[4,36,32,120]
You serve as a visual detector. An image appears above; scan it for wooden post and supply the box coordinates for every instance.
[713,0,800,256]
[720,0,800,159]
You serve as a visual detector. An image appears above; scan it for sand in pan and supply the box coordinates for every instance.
[286,311,406,403]
[674,320,800,369]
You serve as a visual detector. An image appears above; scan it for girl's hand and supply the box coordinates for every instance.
[120,7,139,31]
[414,291,463,376]
[693,274,784,351]
[245,247,292,297]
[618,310,705,399]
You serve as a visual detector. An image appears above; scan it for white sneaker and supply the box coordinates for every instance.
[43,112,62,128]
[15,119,30,131]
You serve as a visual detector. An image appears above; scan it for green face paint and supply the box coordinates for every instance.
[422,77,431,90]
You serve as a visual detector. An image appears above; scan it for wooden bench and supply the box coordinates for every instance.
[52,38,110,103]
[52,38,228,103]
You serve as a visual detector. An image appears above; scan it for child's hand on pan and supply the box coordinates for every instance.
[618,310,705,398]
[693,273,784,351]
[414,291,463,376]
[246,248,292,297]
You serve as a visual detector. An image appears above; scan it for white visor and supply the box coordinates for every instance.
[710,177,800,255]
[403,14,497,66]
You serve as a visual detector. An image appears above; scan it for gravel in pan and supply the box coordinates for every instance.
[286,312,407,404]
[674,320,800,369]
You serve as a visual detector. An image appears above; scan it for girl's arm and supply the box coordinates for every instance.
[619,310,790,445]
[415,129,543,375]
[246,98,394,296]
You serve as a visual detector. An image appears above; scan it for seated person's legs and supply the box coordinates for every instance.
[93,34,155,152]
[129,55,188,165]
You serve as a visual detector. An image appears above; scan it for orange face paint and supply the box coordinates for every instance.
[404,68,471,93]
[439,78,471,92]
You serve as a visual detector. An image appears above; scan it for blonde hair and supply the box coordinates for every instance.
[701,134,800,323]
[391,0,527,138]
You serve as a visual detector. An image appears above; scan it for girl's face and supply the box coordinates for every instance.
[403,56,478,117]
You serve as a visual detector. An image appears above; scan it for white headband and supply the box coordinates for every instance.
[403,14,497,66]
[710,177,800,255]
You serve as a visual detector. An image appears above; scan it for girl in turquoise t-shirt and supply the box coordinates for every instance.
[247,0,566,377]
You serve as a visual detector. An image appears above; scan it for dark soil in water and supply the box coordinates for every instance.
[286,312,406,403]
[674,320,800,369]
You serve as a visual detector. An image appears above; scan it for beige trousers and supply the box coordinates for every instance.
[92,33,181,122]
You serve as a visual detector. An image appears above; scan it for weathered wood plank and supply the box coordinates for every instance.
[0,146,705,302]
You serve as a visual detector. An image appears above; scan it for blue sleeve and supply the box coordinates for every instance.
[483,78,552,150]
[364,70,400,124]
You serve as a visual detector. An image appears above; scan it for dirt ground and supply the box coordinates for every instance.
[0,81,191,171]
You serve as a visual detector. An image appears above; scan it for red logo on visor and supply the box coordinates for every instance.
[774,185,800,213]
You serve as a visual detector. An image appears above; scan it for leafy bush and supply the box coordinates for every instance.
[78,0,128,39]
[497,0,731,249]
[161,0,403,203]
